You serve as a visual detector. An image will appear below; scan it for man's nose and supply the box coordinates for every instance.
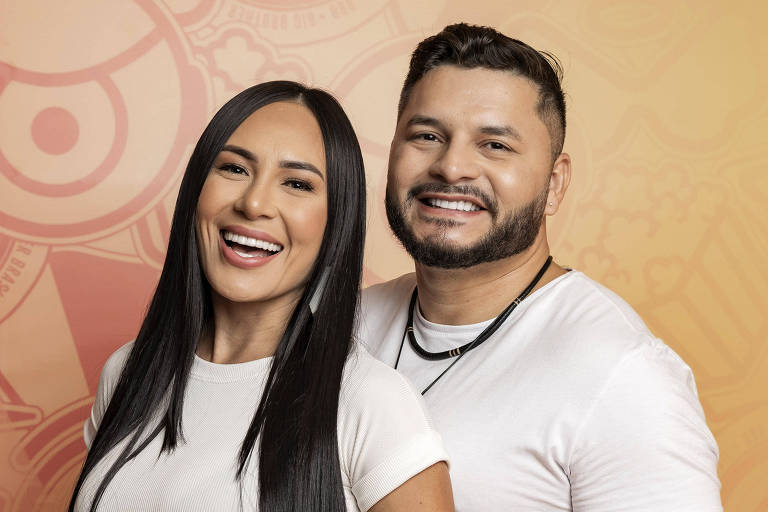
[428,140,481,183]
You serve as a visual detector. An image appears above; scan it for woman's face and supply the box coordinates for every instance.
[196,101,328,306]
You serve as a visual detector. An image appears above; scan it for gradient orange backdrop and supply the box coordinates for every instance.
[1,0,766,510]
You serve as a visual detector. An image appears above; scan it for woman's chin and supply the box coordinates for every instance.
[209,283,302,308]
[215,290,269,305]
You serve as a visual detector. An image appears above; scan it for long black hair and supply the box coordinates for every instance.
[69,81,366,511]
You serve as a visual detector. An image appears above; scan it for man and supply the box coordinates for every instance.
[359,23,722,511]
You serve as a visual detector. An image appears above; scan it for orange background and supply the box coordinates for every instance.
[1,0,766,510]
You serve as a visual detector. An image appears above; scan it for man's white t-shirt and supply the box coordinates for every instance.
[77,342,447,511]
[360,270,722,511]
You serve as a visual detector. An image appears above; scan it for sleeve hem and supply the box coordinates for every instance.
[351,430,448,512]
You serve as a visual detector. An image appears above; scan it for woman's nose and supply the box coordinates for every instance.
[234,180,276,220]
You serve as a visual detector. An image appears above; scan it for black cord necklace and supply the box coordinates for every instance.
[394,255,553,395]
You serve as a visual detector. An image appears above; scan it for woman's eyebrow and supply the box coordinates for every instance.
[280,160,324,181]
[221,144,257,161]
[220,145,324,181]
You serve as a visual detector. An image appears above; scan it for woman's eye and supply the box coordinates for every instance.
[284,179,314,192]
[219,163,247,175]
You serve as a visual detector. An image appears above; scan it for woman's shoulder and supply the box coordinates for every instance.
[100,340,134,382]
[340,343,420,407]
[84,340,135,448]
[94,341,135,403]
[337,343,437,434]
[337,344,448,510]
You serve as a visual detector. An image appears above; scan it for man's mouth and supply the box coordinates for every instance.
[420,197,482,212]
[221,230,283,258]
[409,184,493,215]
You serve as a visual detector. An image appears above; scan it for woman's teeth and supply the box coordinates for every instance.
[222,231,283,254]
[426,198,481,212]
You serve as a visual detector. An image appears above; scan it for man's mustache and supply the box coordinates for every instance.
[406,183,499,218]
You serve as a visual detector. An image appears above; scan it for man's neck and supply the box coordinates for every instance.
[414,237,567,325]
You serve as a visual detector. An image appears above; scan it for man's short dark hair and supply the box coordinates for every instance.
[398,23,566,161]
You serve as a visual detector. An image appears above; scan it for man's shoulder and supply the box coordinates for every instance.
[359,273,416,330]
[551,271,653,339]
[567,276,696,393]
[356,273,416,355]
[535,274,706,440]
[531,271,676,377]
[361,273,416,310]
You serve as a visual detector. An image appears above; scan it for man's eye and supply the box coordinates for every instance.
[284,179,314,192]
[486,141,511,151]
[219,163,247,175]
[412,133,440,142]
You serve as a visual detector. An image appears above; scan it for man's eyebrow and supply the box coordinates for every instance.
[479,125,523,141]
[406,116,523,142]
[221,144,256,161]
[406,115,446,131]
[280,160,324,181]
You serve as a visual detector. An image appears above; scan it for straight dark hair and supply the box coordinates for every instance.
[69,81,366,511]
[399,22,567,161]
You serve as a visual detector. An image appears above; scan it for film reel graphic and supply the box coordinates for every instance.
[1,396,91,510]
[0,0,208,244]
[0,1,209,509]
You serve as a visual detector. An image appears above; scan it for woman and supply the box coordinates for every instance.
[69,81,453,511]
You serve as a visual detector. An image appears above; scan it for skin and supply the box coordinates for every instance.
[195,101,454,510]
[388,66,572,325]
[371,462,453,512]
[195,101,328,363]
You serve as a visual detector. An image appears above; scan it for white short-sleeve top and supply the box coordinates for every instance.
[77,342,448,511]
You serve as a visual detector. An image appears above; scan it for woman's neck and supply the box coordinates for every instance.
[197,291,301,364]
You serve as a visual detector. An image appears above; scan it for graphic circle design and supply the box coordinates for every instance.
[30,108,79,156]
[0,0,207,243]
[0,79,126,199]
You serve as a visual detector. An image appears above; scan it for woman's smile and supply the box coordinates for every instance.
[219,227,283,268]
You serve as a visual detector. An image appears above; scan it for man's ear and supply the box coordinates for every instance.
[545,152,571,215]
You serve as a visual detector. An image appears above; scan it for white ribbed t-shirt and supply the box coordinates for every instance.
[77,343,447,511]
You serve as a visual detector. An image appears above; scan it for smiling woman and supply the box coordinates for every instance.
[67,82,453,512]
[195,102,328,314]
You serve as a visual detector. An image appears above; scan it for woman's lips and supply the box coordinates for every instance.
[219,234,280,269]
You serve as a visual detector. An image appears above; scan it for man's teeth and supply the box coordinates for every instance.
[222,231,283,253]
[427,198,481,212]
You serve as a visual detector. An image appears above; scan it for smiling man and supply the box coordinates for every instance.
[359,23,722,511]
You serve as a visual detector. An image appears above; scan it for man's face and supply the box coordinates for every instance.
[386,66,555,269]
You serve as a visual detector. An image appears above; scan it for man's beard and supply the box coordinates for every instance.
[385,183,548,269]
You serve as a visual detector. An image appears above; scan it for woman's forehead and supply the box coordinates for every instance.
[225,101,326,169]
